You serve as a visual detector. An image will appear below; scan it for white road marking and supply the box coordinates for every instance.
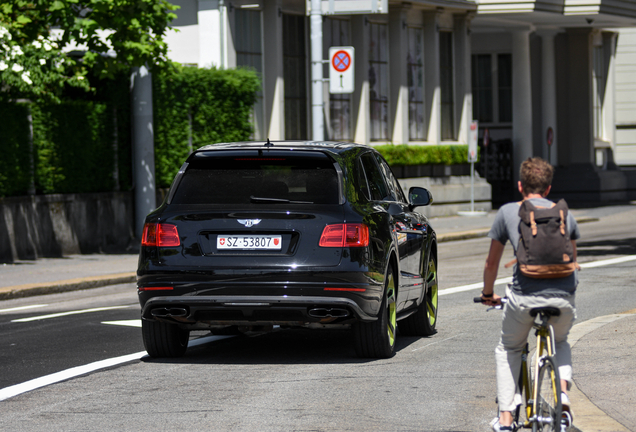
[11,306,132,323]
[578,255,636,269]
[411,334,461,352]
[101,320,142,328]
[439,277,513,296]
[0,304,48,314]
[0,334,232,401]
[438,254,636,296]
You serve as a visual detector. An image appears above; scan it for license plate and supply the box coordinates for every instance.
[217,235,282,250]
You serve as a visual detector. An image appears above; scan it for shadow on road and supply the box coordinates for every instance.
[141,327,432,366]
[576,237,636,258]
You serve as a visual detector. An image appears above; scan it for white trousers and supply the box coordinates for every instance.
[495,287,576,412]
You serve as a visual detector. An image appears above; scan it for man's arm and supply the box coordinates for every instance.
[572,239,579,269]
[482,239,505,305]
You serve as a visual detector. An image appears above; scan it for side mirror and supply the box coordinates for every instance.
[409,187,433,209]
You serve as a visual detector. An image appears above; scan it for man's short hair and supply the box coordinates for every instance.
[520,157,554,194]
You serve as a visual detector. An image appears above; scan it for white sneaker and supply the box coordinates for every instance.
[490,417,514,432]
[561,393,574,430]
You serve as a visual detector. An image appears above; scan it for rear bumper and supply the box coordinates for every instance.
[141,295,377,326]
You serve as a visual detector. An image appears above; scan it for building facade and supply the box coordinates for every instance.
[164,0,478,146]
[162,0,636,203]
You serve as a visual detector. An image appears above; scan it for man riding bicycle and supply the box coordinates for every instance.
[480,157,579,431]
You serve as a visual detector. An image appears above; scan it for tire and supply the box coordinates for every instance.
[398,253,438,336]
[353,265,397,359]
[532,356,562,432]
[142,319,190,358]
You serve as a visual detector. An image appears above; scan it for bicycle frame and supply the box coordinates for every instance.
[474,296,564,431]
[518,313,560,429]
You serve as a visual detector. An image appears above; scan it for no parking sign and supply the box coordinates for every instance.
[329,47,354,94]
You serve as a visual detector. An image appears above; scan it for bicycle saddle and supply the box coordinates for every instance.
[529,307,561,318]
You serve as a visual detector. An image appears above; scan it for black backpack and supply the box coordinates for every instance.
[515,199,577,279]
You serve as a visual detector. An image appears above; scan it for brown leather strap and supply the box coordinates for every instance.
[530,211,537,236]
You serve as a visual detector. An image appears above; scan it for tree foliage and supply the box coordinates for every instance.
[0,0,178,102]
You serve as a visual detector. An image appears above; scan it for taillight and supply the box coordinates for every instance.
[138,286,174,291]
[141,223,180,247]
[319,224,369,247]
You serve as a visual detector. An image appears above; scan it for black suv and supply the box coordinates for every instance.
[137,141,438,359]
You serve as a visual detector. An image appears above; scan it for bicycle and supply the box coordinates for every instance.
[474,297,571,432]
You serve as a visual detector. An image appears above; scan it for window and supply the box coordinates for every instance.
[235,9,264,140]
[407,27,425,140]
[359,152,389,201]
[283,14,308,140]
[498,54,512,123]
[324,18,352,141]
[471,54,493,123]
[173,153,339,205]
[374,154,406,203]
[470,53,512,125]
[439,32,455,140]
[369,22,389,141]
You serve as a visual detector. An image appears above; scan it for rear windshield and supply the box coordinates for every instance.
[171,152,340,205]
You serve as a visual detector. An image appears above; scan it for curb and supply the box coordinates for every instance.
[436,216,599,243]
[0,272,136,301]
[437,228,489,243]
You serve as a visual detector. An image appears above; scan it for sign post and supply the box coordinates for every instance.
[329,47,354,94]
[459,120,487,217]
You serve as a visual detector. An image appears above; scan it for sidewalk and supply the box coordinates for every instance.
[0,204,634,432]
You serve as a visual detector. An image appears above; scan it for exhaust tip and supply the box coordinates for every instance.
[151,307,188,318]
[308,308,350,318]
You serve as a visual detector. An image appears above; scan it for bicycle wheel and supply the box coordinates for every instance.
[532,356,562,432]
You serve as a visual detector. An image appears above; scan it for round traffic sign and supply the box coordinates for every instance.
[332,50,352,73]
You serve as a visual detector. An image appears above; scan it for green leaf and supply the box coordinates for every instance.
[50,1,65,11]
[16,15,31,25]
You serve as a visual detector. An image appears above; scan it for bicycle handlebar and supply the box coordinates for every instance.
[473,296,507,311]
[473,296,508,303]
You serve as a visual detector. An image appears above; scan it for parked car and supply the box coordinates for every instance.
[137,141,438,359]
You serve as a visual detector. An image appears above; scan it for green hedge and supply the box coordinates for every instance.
[0,67,259,197]
[0,103,32,197]
[153,66,260,188]
[375,144,475,166]
[32,101,117,194]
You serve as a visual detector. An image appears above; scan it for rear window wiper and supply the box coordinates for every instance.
[250,196,313,204]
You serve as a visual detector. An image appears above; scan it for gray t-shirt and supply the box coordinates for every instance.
[488,197,580,296]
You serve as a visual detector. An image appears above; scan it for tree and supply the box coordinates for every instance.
[0,0,178,102]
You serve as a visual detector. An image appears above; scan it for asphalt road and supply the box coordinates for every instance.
[0,207,635,431]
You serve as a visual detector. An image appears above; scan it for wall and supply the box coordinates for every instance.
[399,174,492,217]
[0,192,135,263]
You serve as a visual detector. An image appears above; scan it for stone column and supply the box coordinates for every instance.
[352,15,370,145]
[454,13,473,145]
[423,11,441,144]
[512,29,533,181]
[389,7,409,144]
[564,28,594,165]
[539,29,559,165]
[263,0,285,140]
